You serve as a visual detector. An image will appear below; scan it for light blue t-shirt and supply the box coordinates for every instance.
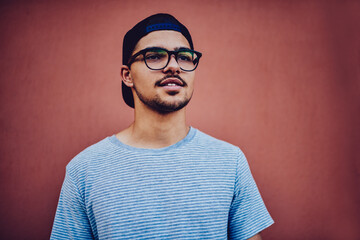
[51,127,273,239]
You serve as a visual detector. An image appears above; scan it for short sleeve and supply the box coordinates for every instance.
[228,149,274,239]
[50,169,94,240]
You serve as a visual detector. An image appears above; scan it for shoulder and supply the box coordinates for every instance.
[191,128,245,160]
[193,128,240,152]
[66,136,117,176]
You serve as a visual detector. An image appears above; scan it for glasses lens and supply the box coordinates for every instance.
[177,50,199,71]
[144,49,168,70]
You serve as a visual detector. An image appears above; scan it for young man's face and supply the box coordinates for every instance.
[127,30,196,113]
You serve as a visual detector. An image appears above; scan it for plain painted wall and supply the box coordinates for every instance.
[0,1,359,239]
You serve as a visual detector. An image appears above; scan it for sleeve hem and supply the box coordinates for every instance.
[240,219,275,240]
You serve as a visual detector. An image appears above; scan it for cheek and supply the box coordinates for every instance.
[131,70,154,88]
[186,73,195,88]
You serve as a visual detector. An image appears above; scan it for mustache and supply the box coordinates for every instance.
[155,75,187,86]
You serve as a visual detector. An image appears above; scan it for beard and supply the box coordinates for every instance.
[133,84,192,113]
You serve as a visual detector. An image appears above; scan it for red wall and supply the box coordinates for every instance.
[1,1,359,239]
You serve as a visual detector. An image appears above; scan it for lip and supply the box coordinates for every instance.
[160,84,183,92]
[158,78,184,87]
[157,77,185,92]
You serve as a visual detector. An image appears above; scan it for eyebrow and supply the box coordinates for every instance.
[142,46,191,51]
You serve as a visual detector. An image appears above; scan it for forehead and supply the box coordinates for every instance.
[133,30,190,52]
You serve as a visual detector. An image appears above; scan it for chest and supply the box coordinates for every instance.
[83,155,236,238]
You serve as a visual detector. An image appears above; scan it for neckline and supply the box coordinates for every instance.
[108,127,197,153]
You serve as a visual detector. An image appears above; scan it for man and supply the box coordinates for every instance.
[51,13,274,239]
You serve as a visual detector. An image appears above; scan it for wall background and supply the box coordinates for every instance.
[0,0,359,239]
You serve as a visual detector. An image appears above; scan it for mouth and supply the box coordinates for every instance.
[155,76,186,92]
[159,78,184,87]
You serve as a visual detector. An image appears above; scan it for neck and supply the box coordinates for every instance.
[117,104,189,149]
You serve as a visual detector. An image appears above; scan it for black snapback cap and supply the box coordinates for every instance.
[122,13,194,108]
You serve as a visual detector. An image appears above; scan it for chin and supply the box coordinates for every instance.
[134,87,193,113]
[151,98,190,113]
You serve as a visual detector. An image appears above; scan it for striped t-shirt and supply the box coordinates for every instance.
[51,127,273,239]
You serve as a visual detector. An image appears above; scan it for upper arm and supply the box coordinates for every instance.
[228,149,274,239]
[50,170,94,239]
[248,233,262,240]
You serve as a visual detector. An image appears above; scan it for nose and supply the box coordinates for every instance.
[163,54,181,74]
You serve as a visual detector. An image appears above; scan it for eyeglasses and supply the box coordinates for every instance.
[128,47,202,72]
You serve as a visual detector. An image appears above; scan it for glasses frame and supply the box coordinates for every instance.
[127,47,202,72]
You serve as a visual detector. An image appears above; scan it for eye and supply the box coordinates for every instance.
[145,51,167,61]
[177,52,193,62]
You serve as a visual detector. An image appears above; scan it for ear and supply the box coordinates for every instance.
[120,65,133,87]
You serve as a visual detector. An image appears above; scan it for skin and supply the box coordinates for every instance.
[118,30,194,148]
[249,233,263,240]
[118,30,262,240]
